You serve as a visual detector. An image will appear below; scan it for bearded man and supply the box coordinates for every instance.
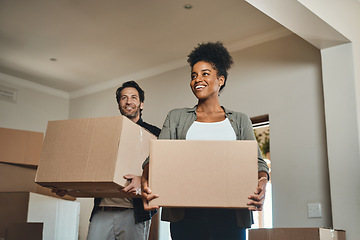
[87,81,161,240]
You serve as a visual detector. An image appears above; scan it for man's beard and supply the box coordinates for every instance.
[120,105,140,120]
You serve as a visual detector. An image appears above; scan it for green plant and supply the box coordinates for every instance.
[254,129,270,157]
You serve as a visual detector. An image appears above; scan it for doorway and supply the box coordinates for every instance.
[251,114,272,228]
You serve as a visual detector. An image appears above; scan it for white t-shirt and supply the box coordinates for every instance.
[186,118,236,141]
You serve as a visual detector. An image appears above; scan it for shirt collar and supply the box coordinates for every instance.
[136,117,144,124]
[187,105,233,115]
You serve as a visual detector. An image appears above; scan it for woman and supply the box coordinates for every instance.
[142,42,269,240]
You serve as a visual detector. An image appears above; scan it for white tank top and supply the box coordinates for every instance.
[186,118,236,140]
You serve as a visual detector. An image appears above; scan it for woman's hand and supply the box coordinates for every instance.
[119,174,142,198]
[141,163,159,211]
[247,174,268,211]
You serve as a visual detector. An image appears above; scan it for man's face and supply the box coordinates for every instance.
[118,87,143,122]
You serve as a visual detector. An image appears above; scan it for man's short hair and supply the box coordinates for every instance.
[116,80,145,104]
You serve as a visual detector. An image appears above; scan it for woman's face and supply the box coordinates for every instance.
[190,61,224,100]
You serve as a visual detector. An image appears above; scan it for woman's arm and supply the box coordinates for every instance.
[240,114,270,211]
[247,171,269,211]
[242,114,270,178]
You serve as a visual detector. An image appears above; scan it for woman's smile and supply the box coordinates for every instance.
[194,84,206,90]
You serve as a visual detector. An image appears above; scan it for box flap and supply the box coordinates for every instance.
[114,116,157,184]
[319,228,346,240]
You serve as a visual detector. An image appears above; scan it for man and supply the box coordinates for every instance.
[87,80,160,240]
[54,81,160,239]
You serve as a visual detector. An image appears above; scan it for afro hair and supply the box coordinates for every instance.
[187,42,233,91]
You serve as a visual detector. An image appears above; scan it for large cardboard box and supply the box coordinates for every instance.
[149,140,258,208]
[248,228,346,240]
[0,192,79,240]
[0,162,75,201]
[35,115,156,197]
[0,127,43,166]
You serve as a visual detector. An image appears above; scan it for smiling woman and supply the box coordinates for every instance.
[141,42,270,240]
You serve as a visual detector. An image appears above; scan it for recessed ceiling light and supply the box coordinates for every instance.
[184,4,192,10]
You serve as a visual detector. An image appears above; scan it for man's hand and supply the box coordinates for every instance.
[247,175,268,211]
[141,163,159,211]
[119,174,142,198]
[51,189,68,197]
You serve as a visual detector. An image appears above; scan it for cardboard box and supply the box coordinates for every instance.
[0,127,43,166]
[0,192,29,237]
[0,162,75,201]
[0,163,38,193]
[6,223,43,240]
[149,140,258,208]
[35,115,156,198]
[248,228,346,240]
[0,192,79,240]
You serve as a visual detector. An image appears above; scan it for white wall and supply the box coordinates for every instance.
[225,35,330,227]
[70,34,331,239]
[296,2,360,238]
[245,1,360,239]
[299,0,360,131]
[69,66,192,128]
[321,43,360,233]
[69,87,119,119]
[0,76,69,133]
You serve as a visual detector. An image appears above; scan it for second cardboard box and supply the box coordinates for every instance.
[149,139,258,208]
[35,115,156,197]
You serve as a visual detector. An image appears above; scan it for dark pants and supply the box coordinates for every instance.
[170,208,246,240]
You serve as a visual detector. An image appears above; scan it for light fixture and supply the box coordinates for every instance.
[183,4,192,10]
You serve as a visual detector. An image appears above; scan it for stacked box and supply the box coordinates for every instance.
[0,127,78,239]
[5,223,43,240]
[0,127,43,166]
[0,127,75,200]
[0,162,75,201]
[248,228,346,240]
[0,192,79,240]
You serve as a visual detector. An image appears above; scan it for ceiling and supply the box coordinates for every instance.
[0,0,287,94]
